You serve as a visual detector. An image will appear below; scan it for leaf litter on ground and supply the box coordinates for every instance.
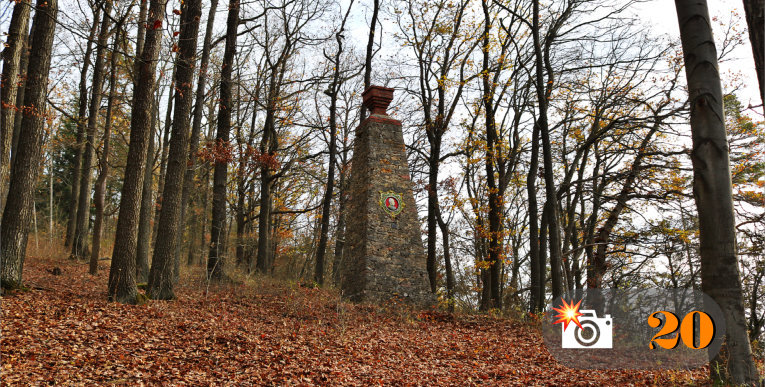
[1,256,714,385]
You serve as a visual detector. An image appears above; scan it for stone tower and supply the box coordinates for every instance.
[340,86,432,305]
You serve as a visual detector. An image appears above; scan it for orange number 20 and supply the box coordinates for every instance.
[648,310,715,350]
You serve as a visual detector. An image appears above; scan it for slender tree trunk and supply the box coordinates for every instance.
[359,0,379,120]
[426,140,440,294]
[0,0,31,217]
[675,1,762,383]
[316,16,351,285]
[91,24,120,275]
[255,143,272,273]
[235,140,246,267]
[179,0,219,269]
[65,6,102,248]
[108,0,167,304]
[332,165,347,283]
[528,121,541,312]
[11,26,31,169]
[436,205,454,311]
[135,0,149,62]
[191,96,217,266]
[49,155,53,244]
[136,104,156,283]
[539,199,550,299]
[133,0,154,282]
[149,0,202,300]
[481,0,502,309]
[208,0,240,281]
[73,0,113,260]
[743,0,764,107]
[153,68,176,247]
[533,0,562,299]
[0,0,58,290]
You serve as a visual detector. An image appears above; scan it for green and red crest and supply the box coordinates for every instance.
[379,191,404,218]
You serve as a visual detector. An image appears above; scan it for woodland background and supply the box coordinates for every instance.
[0,0,764,384]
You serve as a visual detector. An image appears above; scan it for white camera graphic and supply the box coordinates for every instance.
[561,310,613,349]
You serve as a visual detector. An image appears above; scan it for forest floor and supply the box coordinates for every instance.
[1,255,717,386]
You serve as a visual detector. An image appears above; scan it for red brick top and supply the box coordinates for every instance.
[362,85,394,116]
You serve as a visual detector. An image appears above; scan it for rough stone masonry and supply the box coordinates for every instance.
[340,85,433,306]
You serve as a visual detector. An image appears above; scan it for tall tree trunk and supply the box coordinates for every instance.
[528,120,542,312]
[91,24,121,275]
[135,0,149,62]
[179,0,219,269]
[359,0,379,120]
[136,102,157,283]
[0,0,58,290]
[153,68,176,246]
[0,0,31,217]
[73,0,113,260]
[133,0,154,283]
[426,139,440,294]
[108,0,167,304]
[65,6,102,248]
[435,205,454,311]
[675,1,762,384]
[255,126,273,274]
[149,0,202,300]
[743,0,764,107]
[316,8,352,285]
[235,170,246,266]
[11,26,32,169]
[234,88,248,269]
[190,95,217,266]
[332,163,347,283]
[208,0,240,281]
[481,0,502,309]
[533,0,562,300]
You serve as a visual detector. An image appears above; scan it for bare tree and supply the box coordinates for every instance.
[0,0,58,290]
[0,0,31,217]
[72,0,113,260]
[65,4,102,248]
[149,0,203,300]
[178,0,219,275]
[91,16,123,275]
[675,0,761,383]
[208,0,240,281]
[359,0,379,120]
[108,0,167,304]
[314,1,355,286]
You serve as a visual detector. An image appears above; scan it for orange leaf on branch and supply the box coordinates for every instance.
[197,140,234,165]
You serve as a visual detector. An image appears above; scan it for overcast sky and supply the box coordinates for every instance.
[632,0,761,110]
[0,0,760,113]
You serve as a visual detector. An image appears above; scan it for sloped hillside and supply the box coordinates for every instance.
[1,257,710,385]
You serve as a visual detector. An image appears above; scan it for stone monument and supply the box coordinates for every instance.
[340,86,432,305]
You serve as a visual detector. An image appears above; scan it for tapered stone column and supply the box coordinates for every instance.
[340,86,432,305]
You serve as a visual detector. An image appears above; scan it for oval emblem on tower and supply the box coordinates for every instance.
[380,191,404,218]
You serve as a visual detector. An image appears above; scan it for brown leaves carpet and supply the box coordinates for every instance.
[2,257,712,385]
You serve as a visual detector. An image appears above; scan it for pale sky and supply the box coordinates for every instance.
[633,0,761,110]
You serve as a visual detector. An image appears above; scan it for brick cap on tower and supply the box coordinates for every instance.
[362,85,394,116]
